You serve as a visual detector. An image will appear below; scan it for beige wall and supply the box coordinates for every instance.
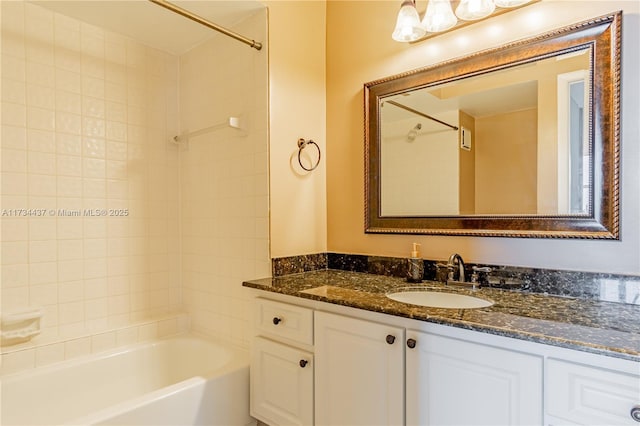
[326,0,640,274]
[266,0,327,258]
[475,108,538,214]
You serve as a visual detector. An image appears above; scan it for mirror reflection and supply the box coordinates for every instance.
[379,49,591,217]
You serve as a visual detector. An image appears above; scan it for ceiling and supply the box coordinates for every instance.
[30,0,265,55]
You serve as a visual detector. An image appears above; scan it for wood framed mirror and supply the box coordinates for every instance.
[364,12,621,238]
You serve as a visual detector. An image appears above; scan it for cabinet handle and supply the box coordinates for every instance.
[386,334,396,344]
[631,405,640,422]
[299,359,308,368]
[406,338,416,349]
[272,317,282,325]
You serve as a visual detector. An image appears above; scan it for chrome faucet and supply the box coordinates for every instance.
[447,253,465,283]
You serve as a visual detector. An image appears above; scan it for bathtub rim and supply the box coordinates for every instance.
[0,331,249,382]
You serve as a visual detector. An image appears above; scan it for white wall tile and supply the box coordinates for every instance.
[58,238,83,260]
[30,282,58,305]
[85,297,108,320]
[26,84,55,109]
[2,125,27,149]
[27,107,56,131]
[58,259,83,282]
[2,172,28,195]
[1,263,29,288]
[35,342,65,367]
[29,239,57,262]
[58,301,84,324]
[56,111,81,135]
[116,326,138,346]
[28,151,56,175]
[64,337,91,359]
[1,102,27,127]
[1,349,36,375]
[27,129,56,152]
[2,55,27,81]
[28,218,57,240]
[91,331,116,353]
[29,262,57,285]
[0,2,221,358]
[26,62,55,88]
[2,79,27,104]
[59,280,84,303]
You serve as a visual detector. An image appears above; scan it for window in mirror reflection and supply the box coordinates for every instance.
[379,48,591,217]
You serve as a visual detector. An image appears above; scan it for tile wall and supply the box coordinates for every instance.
[179,10,270,348]
[1,2,182,362]
[1,1,268,370]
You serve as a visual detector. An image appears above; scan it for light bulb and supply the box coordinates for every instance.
[494,0,532,7]
[392,0,427,42]
[455,0,496,21]
[422,0,458,33]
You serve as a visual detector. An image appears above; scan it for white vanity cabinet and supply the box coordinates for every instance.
[250,298,314,426]
[249,293,639,426]
[546,356,640,425]
[405,329,543,425]
[314,311,405,426]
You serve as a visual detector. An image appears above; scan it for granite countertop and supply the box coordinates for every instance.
[243,270,640,361]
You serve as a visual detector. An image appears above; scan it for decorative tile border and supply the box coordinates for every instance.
[272,252,640,305]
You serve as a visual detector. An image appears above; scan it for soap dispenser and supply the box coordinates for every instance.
[407,243,424,283]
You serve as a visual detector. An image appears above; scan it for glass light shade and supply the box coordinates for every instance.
[421,0,458,33]
[392,0,427,42]
[455,0,496,20]
[494,0,532,6]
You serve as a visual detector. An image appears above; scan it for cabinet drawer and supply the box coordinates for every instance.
[546,358,640,425]
[255,298,313,345]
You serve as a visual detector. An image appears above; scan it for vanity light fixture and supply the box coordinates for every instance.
[455,0,495,21]
[392,0,427,42]
[494,0,532,6]
[422,0,458,33]
[392,0,535,42]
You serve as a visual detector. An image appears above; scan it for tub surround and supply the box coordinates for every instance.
[244,268,640,361]
[0,312,190,376]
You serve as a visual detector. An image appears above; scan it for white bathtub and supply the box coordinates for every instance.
[1,334,253,426]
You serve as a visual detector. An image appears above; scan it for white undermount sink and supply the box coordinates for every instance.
[386,290,493,309]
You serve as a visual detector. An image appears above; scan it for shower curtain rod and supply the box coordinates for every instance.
[386,100,459,131]
[148,0,263,51]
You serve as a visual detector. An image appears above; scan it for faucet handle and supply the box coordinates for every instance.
[470,266,492,284]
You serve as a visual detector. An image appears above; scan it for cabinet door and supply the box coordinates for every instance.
[406,329,543,426]
[250,337,314,426]
[546,358,640,425]
[315,311,404,426]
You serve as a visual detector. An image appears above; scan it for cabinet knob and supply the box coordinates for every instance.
[406,338,416,349]
[272,317,282,325]
[299,359,308,368]
[386,334,396,344]
[631,405,640,422]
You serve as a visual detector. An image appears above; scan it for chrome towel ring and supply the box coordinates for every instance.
[297,138,321,171]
